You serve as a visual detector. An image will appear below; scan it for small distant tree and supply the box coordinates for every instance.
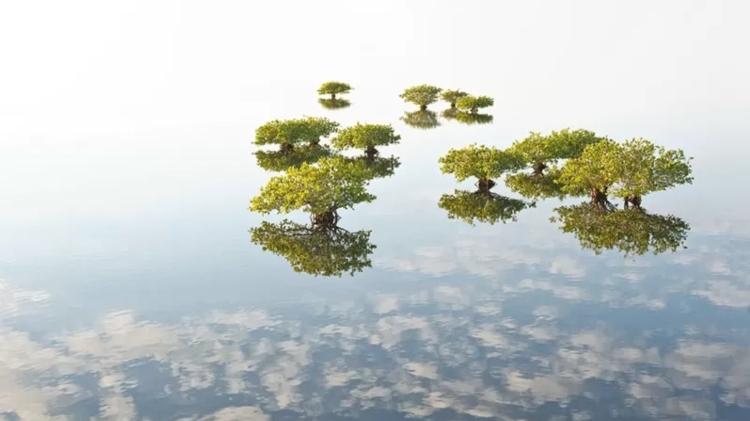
[439,190,529,225]
[250,156,375,226]
[439,144,525,193]
[611,138,693,209]
[455,95,493,114]
[401,110,440,129]
[510,129,602,176]
[251,220,374,277]
[318,81,352,99]
[400,85,442,110]
[331,123,400,158]
[255,117,339,152]
[441,89,468,108]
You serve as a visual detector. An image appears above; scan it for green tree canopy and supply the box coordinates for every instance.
[552,203,690,255]
[557,139,622,207]
[455,95,493,114]
[251,220,374,276]
[331,123,400,157]
[505,169,566,200]
[254,145,332,172]
[401,110,440,129]
[317,81,352,99]
[610,138,693,208]
[439,190,530,225]
[318,98,351,110]
[249,156,375,226]
[441,89,468,108]
[558,138,693,208]
[439,144,525,191]
[255,117,339,151]
[400,84,442,110]
[509,129,602,175]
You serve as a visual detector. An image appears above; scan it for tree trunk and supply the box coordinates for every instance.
[365,145,378,159]
[420,104,427,111]
[280,142,294,153]
[590,188,610,209]
[532,161,547,176]
[477,178,496,194]
[331,93,337,100]
[312,210,338,227]
[450,102,456,108]
[625,195,642,210]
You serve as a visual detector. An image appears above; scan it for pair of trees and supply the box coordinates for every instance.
[558,138,693,209]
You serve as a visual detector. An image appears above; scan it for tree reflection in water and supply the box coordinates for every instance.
[552,203,690,255]
[505,170,566,200]
[439,190,530,225]
[401,110,440,129]
[318,97,351,109]
[254,145,332,172]
[442,108,493,125]
[250,220,375,277]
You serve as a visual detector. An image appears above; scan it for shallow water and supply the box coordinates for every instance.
[2,2,750,420]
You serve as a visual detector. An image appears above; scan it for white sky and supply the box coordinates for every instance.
[0,0,748,229]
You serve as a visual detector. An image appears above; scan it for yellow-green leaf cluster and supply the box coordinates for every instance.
[400,84,442,108]
[439,144,524,183]
[250,156,376,216]
[455,95,493,113]
[317,81,352,96]
[331,124,400,152]
[255,117,339,149]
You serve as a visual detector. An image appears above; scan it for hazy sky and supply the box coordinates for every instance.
[1,0,748,228]
[1,0,748,136]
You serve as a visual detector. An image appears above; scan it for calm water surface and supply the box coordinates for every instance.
[2,3,750,420]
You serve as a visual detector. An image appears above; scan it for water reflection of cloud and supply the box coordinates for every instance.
[2,247,750,420]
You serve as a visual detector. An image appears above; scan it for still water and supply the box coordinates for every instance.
[2,2,750,420]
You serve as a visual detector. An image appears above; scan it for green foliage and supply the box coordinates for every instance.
[443,108,493,124]
[399,84,442,108]
[510,129,602,172]
[317,81,352,97]
[255,117,339,149]
[610,138,693,202]
[439,144,524,184]
[254,145,332,172]
[251,220,374,276]
[453,111,493,125]
[331,124,400,155]
[552,203,690,255]
[249,156,375,218]
[557,137,693,205]
[505,169,566,200]
[401,110,440,129]
[441,89,468,107]
[439,190,530,225]
[558,139,622,198]
[343,155,401,179]
[455,95,494,113]
[318,98,351,109]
